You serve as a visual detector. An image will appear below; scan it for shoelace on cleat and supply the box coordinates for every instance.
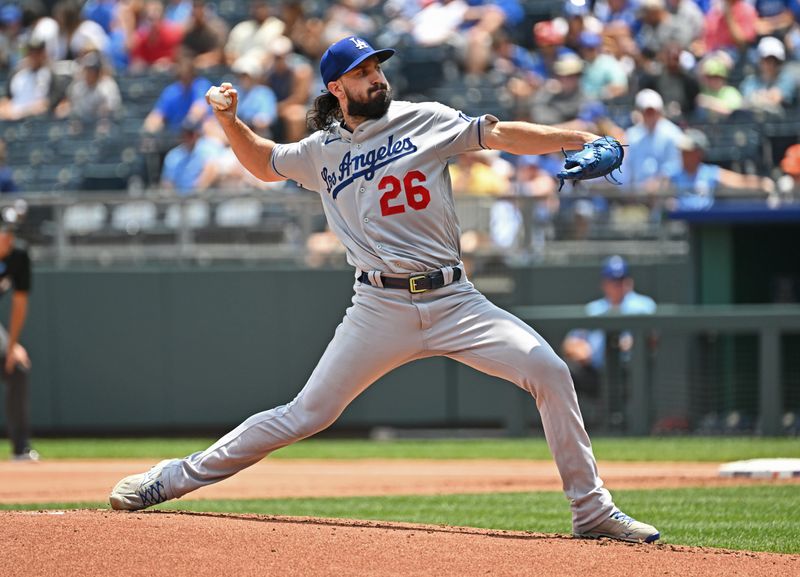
[136,479,168,506]
[610,510,635,525]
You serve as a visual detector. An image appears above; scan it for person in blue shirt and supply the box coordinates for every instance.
[667,128,775,211]
[231,55,278,137]
[621,89,682,192]
[561,256,657,427]
[0,140,18,194]
[739,36,797,116]
[143,57,212,134]
[159,118,222,194]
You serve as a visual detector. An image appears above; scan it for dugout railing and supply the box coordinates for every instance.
[512,304,800,436]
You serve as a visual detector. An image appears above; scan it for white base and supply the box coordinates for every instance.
[718,458,800,479]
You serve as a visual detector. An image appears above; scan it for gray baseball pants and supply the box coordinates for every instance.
[162,274,615,532]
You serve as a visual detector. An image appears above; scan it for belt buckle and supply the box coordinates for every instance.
[409,274,427,293]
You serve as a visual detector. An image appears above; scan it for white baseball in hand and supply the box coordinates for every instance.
[208,87,232,111]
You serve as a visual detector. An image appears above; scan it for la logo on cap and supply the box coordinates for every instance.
[350,37,369,50]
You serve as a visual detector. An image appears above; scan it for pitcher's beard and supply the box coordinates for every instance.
[346,86,392,119]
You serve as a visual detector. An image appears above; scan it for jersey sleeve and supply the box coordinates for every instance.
[269,137,320,192]
[429,103,499,162]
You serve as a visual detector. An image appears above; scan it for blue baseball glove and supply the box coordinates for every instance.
[557,136,625,191]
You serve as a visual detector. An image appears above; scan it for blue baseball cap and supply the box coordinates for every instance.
[579,31,602,49]
[0,4,21,25]
[320,36,395,86]
[602,255,629,280]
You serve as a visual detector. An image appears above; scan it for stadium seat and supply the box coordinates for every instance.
[63,203,108,235]
[164,200,211,229]
[111,200,158,232]
[215,197,263,227]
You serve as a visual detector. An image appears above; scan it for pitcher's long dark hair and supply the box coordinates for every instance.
[307,91,342,132]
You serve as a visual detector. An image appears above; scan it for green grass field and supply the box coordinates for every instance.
[4,436,799,461]
[3,437,799,554]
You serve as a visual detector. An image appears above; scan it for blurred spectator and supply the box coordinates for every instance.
[777,143,800,195]
[323,0,378,49]
[102,0,139,71]
[450,149,512,196]
[754,0,795,39]
[561,101,626,141]
[492,29,538,80]
[143,56,210,134]
[0,3,24,72]
[603,20,638,77]
[54,50,121,123]
[506,20,565,119]
[593,0,638,29]
[695,56,743,119]
[180,0,228,70]
[489,155,559,250]
[561,255,657,428]
[164,0,193,27]
[703,0,758,56]
[461,0,524,75]
[739,36,797,115]
[529,20,565,81]
[665,0,704,47]
[52,0,110,61]
[410,0,469,47]
[265,36,312,143]
[621,89,682,191]
[160,118,222,194]
[640,43,699,120]
[578,31,628,101]
[635,0,695,57]
[82,0,117,35]
[666,128,775,210]
[224,0,284,66]
[0,39,53,120]
[231,55,277,137]
[531,53,588,125]
[0,140,19,193]
[21,0,60,63]
[130,0,184,71]
[279,0,327,60]
[559,0,601,54]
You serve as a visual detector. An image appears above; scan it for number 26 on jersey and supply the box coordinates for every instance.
[379,170,431,216]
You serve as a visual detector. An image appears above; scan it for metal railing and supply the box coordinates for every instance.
[0,183,789,266]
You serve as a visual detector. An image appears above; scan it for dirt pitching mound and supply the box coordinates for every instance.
[2,510,797,577]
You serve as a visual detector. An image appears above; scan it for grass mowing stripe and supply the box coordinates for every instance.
[4,486,798,553]
[4,437,800,461]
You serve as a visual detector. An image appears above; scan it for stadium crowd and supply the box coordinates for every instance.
[0,0,798,247]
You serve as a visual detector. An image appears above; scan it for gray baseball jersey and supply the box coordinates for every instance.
[271,100,497,273]
[151,100,617,533]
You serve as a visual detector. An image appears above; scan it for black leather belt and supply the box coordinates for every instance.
[358,268,462,293]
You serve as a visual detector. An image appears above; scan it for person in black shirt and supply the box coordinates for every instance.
[0,222,35,460]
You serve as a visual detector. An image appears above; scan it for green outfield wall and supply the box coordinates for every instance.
[0,261,700,435]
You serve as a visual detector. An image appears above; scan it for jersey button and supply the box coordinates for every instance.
[359,187,365,193]
[376,244,382,249]
[356,144,362,149]
[363,217,369,223]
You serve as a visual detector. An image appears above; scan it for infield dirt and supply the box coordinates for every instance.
[2,509,798,577]
[2,460,798,576]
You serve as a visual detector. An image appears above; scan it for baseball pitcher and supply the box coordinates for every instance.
[110,37,659,544]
